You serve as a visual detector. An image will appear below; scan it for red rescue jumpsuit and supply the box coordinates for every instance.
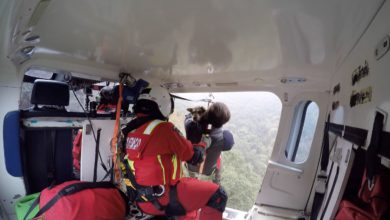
[125,119,223,220]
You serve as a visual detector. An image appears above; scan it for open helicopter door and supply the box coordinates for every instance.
[254,92,329,218]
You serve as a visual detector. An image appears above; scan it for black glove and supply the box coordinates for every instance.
[188,146,205,165]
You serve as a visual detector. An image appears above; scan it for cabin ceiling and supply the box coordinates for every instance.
[6,0,385,92]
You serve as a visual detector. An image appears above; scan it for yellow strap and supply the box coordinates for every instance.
[123,178,136,190]
[127,160,135,174]
[124,156,135,174]
[171,154,178,180]
[143,119,164,135]
[157,155,166,185]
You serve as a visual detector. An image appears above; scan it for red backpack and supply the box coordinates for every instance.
[24,181,128,220]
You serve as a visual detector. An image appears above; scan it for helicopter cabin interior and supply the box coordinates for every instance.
[1,0,390,219]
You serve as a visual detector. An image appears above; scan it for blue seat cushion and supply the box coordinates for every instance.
[3,111,23,177]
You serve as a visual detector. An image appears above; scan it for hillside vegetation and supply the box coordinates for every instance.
[170,92,282,211]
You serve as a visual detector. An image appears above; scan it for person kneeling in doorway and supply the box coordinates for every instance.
[185,102,235,184]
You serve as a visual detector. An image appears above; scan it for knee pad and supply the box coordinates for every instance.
[206,186,228,212]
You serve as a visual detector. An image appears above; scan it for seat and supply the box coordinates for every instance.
[30,79,69,110]
[21,79,74,194]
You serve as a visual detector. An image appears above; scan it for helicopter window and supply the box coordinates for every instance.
[285,101,319,163]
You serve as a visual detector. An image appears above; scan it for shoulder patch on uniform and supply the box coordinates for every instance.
[172,126,184,137]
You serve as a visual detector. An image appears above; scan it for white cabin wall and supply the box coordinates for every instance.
[0,0,27,218]
[305,3,390,218]
[330,0,390,136]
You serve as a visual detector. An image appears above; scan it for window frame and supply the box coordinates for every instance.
[285,100,318,163]
[291,101,312,162]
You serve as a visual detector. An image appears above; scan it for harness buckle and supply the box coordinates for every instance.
[152,185,165,197]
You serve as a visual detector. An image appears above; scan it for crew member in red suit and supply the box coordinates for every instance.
[121,86,227,220]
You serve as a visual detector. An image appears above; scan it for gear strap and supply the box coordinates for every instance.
[122,158,165,211]
[165,184,186,216]
[111,82,123,183]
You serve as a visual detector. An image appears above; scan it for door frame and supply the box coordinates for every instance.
[256,91,330,211]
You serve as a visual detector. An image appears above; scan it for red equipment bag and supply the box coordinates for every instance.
[335,113,390,220]
[336,200,374,220]
[335,170,390,220]
[358,170,390,219]
[24,181,128,220]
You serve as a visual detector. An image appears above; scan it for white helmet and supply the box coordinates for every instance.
[137,86,173,118]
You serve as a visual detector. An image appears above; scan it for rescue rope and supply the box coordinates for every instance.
[111,81,124,184]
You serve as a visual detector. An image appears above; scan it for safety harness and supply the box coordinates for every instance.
[121,156,166,210]
[121,118,186,216]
